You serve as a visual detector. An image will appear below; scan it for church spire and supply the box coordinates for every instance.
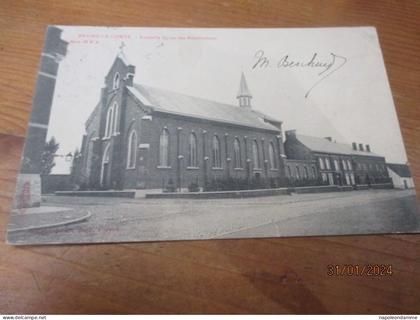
[236,72,252,109]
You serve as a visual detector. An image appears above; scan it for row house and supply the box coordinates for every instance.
[284,130,389,186]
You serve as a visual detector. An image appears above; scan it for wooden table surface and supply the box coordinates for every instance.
[1,0,419,314]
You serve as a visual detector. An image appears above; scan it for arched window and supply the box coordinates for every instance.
[113,102,119,133]
[296,166,301,179]
[188,133,197,167]
[268,142,276,169]
[286,165,292,177]
[159,128,170,167]
[312,166,317,178]
[212,136,221,168]
[233,138,241,168]
[252,140,260,169]
[127,130,137,169]
[304,166,309,179]
[113,72,120,90]
[105,106,113,137]
[100,143,110,185]
[110,106,115,135]
[105,102,119,137]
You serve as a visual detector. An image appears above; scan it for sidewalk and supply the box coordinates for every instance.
[8,208,91,232]
[12,206,72,215]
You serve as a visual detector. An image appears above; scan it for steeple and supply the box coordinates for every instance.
[236,72,252,109]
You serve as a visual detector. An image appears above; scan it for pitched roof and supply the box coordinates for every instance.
[387,163,412,177]
[295,134,381,157]
[127,84,280,131]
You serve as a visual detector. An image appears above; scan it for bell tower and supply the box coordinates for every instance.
[236,72,252,109]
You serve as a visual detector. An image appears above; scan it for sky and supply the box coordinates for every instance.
[46,26,408,174]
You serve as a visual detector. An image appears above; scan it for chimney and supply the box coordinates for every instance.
[285,130,297,139]
[125,65,135,86]
[358,143,364,151]
[352,142,357,150]
[365,144,371,152]
[324,137,332,142]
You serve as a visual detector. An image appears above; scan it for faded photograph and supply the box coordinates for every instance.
[7,26,419,245]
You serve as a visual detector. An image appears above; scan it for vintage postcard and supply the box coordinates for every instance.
[7,26,419,245]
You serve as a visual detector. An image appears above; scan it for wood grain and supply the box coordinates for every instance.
[0,0,419,314]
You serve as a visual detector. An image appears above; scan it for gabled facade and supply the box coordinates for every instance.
[77,50,394,192]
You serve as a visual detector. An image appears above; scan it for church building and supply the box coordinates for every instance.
[78,51,286,190]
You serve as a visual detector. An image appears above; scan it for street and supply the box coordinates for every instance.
[7,189,420,245]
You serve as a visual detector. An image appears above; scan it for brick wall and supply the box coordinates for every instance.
[352,154,389,184]
[284,131,313,160]
[123,110,285,189]
[41,174,72,194]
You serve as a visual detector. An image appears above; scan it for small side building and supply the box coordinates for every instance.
[387,163,414,189]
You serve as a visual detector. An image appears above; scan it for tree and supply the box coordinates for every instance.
[70,148,81,174]
[70,148,82,180]
[40,137,59,176]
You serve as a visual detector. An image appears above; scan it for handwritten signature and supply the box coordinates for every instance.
[252,50,347,98]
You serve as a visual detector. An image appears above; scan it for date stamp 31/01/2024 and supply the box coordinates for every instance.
[327,265,393,277]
